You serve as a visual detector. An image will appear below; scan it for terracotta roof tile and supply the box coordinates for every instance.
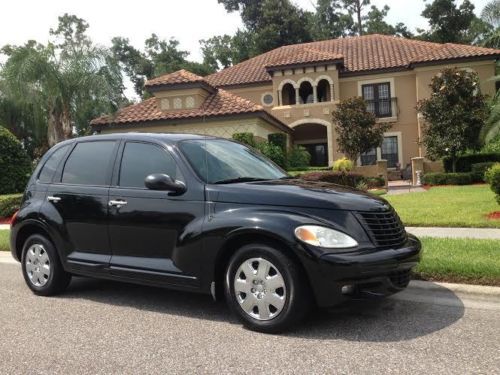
[90,88,264,126]
[265,47,343,69]
[144,69,205,88]
[206,34,500,86]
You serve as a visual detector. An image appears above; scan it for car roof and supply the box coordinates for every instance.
[60,133,223,146]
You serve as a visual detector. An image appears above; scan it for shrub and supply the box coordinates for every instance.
[268,133,287,152]
[365,176,386,189]
[482,134,500,153]
[332,157,354,172]
[256,141,287,169]
[0,126,31,194]
[232,132,256,147]
[422,172,473,186]
[287,146,311,169]
[485,163,500,204]
[471,162,496,182]
[0,193,23,218]
[443,153,500,172]
[301,171,365,188]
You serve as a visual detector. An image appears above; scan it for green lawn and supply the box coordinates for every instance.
[416,237,500,285]
[386,185,500,228]
[0,230,9,252]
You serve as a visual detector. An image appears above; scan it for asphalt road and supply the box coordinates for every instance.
[0,262,499,374]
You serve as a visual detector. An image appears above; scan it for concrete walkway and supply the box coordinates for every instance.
[0,224,9,230]
[406,226,500,240]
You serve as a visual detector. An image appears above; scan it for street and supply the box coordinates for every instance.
[0,261,499,374]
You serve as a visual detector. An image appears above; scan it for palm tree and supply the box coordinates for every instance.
[482,86,500,144]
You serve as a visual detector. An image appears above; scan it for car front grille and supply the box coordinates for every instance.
[357,209,407,249]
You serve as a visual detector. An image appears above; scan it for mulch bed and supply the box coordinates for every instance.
[486,211,500,221]
[0,217,11,225]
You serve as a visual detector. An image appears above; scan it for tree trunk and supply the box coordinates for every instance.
[47,106,72,147]
[356,1,363,35]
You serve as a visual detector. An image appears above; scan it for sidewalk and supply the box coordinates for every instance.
[406,226,500,240]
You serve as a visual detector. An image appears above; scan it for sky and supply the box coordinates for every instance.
[0,0,492,63]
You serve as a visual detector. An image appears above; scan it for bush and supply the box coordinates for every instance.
[482,134,500,153]
[232,132,256,147]
[485,163,500,204]
[422,172,473,186]
[365,176,386,189]
[0,126,31,194]
[443,153,500,172]
[0,193,23,218]
[332,157,354,172]
[256,141,287,169]
[471,162,496,182]
[287,146,311,169]
[301,171,365,188]
[268,133,287,152]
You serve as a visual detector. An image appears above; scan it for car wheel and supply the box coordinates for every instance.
[225,243,311,333]
[21,234,71,296]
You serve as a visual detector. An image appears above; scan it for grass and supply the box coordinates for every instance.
[416,237,500,286]
[386,184,500,228]
[0,230,9,252]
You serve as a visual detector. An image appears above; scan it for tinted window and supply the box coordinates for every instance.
[38,145,69,183]
[62,141,116,185]
[119,142,179,188]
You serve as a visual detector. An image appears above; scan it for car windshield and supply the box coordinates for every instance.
[179,139,288,184]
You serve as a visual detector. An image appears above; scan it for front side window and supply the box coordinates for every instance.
[38,145,70,183]
[381,136,399,168]
[180,139,287,184]
[62,141,116,186]
[362,82,392,117]
[119,142,180,188]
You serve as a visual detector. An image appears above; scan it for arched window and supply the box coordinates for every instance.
[281,83,296,105]
[317,79,332,102]
[299,81,314,104]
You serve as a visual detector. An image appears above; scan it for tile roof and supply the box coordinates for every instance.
[91,88,266,126]
[206,34,500,86]
[144,69,205,88]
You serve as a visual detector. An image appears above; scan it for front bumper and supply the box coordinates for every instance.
[305,234,422,307]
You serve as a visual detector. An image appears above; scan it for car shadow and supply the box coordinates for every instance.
[62,277,465,342]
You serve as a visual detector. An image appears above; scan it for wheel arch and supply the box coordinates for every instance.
[14,221,55,262]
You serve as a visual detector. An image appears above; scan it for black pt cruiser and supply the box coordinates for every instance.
[10,133,421,333]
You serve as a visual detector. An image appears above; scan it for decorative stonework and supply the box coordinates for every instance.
[173,98,182,109]
[160,98,170,110]
[185,96,195,108]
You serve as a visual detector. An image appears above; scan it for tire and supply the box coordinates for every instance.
[21,234,71,296]
[225,243,311,333]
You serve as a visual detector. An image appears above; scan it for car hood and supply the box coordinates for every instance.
[206,179,390,212]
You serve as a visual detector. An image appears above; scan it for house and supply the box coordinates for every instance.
[91,34,500,169]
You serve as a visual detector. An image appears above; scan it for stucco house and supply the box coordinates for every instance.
[91,34,500,169]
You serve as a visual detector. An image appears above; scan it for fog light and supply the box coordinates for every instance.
[341,285,355,295]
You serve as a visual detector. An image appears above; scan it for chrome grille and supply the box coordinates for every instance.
[358,209,407,249]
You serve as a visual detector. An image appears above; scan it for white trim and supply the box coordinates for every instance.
[278,79,298,90]
[314,75,334,85]
[357,131,403,167]
[288,118,331,128]
[297,77,315,87]
[261,92,274,107]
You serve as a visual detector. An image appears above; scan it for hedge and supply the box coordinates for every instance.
[471,162,496,182]
[268,133,287,152]
[0,126,31,194]
[444,153,500,173]
[485,164,500,204]
[0,193,23,218]
[301,171,365,188]
[422,172,473,186]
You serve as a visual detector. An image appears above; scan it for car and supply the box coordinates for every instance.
[10,133,421,333]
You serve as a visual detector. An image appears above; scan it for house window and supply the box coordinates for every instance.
[381,136,399,168]
[282,83,296,105]
[302,143,328,166]
[262,93,274,106]
[360,148,377,166]
[299,81,314,104]
[362,82,392,117]
[317,79,332,102]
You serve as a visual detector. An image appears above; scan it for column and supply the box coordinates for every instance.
[313,85,318,103]
[295,87,300,105]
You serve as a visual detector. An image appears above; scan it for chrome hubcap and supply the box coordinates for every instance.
[233,258,286,321]
[25,244,50,287]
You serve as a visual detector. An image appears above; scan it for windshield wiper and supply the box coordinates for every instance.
[213,177,269,184]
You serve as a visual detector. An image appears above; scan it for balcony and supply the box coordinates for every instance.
[365,97,398,122]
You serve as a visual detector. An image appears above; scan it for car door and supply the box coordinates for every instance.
[107,141,203,287]
[45,140,119,273]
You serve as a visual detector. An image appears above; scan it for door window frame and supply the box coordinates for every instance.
[357,131,403,169]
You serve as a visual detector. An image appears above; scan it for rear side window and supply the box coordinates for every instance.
[62,141,116,186]
[119,142,179,188]
[38,145,70,183]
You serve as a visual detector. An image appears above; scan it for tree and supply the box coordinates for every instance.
[332,97,390,162]
[364,5,414,37]
[112,34,214,97]
[417,68,489,172]
[342,0,370,35]
[482,0,500,28]
[0,126,31,194]
[311,0,354,40]
[1,14,124,147]
[418,0,476,43]
[201,31,252,71]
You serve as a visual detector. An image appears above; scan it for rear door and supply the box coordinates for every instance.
[45,140,119,273]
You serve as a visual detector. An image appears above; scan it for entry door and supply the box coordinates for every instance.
[107,141,202,286]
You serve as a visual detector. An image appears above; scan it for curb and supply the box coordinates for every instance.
[408,280,500,298]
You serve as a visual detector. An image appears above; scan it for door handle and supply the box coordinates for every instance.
[47,196,61,203]
[109,199,127,207]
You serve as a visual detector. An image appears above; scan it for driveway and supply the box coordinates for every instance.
[0,261,499,374]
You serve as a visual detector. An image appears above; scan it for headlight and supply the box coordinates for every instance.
[294,225,358,248]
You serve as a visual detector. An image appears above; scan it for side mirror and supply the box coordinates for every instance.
[144,173,186,194]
